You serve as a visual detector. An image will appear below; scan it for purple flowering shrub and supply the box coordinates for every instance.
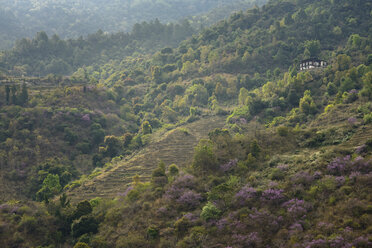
[291,171,314,187]
[164,174,202,210]
[81,113,91,122]
[220,158,238,172]
[231,232,262,248]
[234,185,257,206]
[289,222,304,235]
[117,186,134,198]
[282,198,311,219]
[327,155,371,176]
[300,235,372,248]
[303,238,327,248]
[260,188,285,204]
[327,155,351,175]
[175,190,202,209]
[248,208,283,233]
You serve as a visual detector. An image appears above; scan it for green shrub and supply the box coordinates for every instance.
[71,216,98,238]
[277,126,289,137]
[76,142,91,154]
[200,202,221,221]
[17,215,37,234]
[73,242,91,248]
[363,113,372,124]
[147,225,159,239]
[270,168,285,180]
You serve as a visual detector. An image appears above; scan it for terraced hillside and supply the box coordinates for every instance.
[66,115,227,202]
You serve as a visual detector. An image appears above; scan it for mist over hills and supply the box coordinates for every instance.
[0,0,266,49]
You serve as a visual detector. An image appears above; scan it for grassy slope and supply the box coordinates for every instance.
[66,115,227,202]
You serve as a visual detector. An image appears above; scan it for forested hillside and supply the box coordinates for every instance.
[0,0,266,50]
[0,0,371,247]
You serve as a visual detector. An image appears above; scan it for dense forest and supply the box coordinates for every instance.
[0,0,372,247]
[0,0,266,50]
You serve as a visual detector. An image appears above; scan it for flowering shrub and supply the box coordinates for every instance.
[335,176,346,187]
[282,199,310,219]
[249,208,282,233]
[327,155,371,176]
[176,190,202,209]
[118,186,134,197]
[220,159,238,172]
[292,171,314,186]
[328,236,351,248]
[173,174,196,189]
[289,222,303,235]
[235,185,257,206]
[327,155,351,175]
[260,188,284,204]
[81,114,91,122]
[304,238,327,248]
[231,232,262,247]
[164,174,202,210]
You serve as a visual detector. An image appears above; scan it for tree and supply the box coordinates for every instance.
[11,85,17,105]
[5,85,10,104]
[71,216,98,238]
[74,200,93,220]
[200,202,221,221]
[192,139,217,175]
[304,40,321,58]
[336,54,351,71]
[250,139,261,158]
[103,135,122,157]
[152,161,168,188]
[299,90,316,115]
[141,121,152,135]
[19,83,28,106]
[168,164,179,177]
[360,71,372,100]
[36,174,62,202]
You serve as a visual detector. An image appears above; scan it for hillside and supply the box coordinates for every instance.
[66,115,226,203]
[0,0,371,247]
[0,0,266,50]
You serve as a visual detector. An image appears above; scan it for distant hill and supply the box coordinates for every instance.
[0,0,266,50]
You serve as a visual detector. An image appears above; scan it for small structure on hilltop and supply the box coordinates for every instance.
[300,58,327,71]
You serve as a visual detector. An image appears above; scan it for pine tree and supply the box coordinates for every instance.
[11,85,17,105]
[19,83,28,106]
[5,85,10,105]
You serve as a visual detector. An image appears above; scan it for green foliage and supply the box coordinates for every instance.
[186,84,209,106]
[103,136,122,158]
[363,113,372,124]
[299,90,316,115]
[250,139,261,158]
[192,139,217,174]
[200,202,221,221]
[304,40,321,58]
[72,216,99,238]
[141,121,152,135]
[147,225,159,239]
[152,161,168,188]
[360,71,372,100]
[36,174,62,202]
[74,201,93,220]
[73,242,91,248]
[168,164,179,177]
